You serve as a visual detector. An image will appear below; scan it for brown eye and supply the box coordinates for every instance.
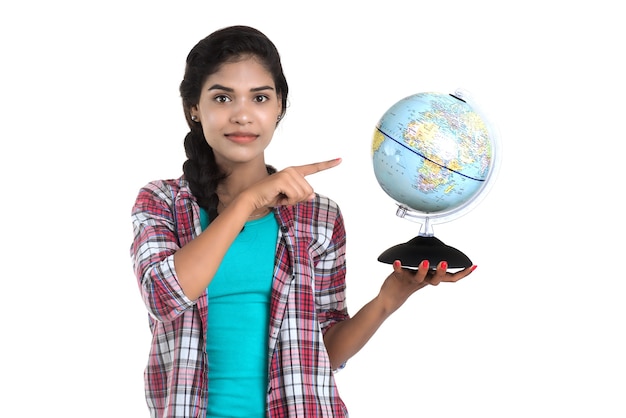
[214,95,231,103]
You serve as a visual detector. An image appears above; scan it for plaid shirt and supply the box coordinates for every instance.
[130,177,350,417]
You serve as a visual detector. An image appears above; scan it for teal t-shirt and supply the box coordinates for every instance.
[200,208,278,417]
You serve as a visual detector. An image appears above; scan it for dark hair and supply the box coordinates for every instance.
[179,25,288,218]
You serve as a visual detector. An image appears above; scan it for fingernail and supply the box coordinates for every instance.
[420,260,429,269]
[440,261,448,270]
[393,260,401,268]
[471,265,478,272]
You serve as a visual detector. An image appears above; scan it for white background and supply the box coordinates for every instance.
[1,1,624,417]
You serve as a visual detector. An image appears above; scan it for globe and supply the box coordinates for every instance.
[372,90,500,268]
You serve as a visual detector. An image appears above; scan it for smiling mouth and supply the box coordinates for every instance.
[225,133,258,144]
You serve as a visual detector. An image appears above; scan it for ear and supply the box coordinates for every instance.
[276,97,283,119]
[190,105,199,119]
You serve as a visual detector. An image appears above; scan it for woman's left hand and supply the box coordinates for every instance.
[377,260,476,315]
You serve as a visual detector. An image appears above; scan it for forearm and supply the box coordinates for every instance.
[323,257,473,369]
[323,295,392,370]
[174,194,256,300]
[323,269,434,370]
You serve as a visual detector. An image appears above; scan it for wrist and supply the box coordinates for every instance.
[231,190,261,215]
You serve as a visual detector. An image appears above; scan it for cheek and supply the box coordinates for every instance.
[259,109,280,126]
[201,113,224,133]
[200,121,221,147]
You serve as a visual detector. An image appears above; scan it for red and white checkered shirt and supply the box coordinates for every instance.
[130,177,350,417]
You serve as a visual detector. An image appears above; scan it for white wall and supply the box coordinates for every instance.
[1,1,624,416]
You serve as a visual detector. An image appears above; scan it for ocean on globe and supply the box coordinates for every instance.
[372,91,495,223]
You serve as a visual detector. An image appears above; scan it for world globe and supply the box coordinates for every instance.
[372,90,500,268]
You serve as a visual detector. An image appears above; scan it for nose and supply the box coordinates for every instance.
[229,100,252,125]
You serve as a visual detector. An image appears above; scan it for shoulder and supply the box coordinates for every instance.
[132,176,193,213]
[138,176,188,197]
[294,194,346,253]
[312,193,341,217]
[278,193,343,227]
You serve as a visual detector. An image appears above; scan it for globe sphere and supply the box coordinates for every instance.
[372,90,498,226]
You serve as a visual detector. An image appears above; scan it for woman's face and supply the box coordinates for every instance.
[191,56,282,169]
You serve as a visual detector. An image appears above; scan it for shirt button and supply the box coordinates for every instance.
[280,225,289,233]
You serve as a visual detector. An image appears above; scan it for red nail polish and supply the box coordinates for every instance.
[420,260,429,269]
[441,261,448,270]
[470,265,478,272]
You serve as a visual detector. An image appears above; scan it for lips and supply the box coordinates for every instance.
[225,132,258,144]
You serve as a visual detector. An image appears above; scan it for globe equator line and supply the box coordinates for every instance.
[376,127,485,182]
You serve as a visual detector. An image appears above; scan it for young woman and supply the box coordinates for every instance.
[130,25,475,418]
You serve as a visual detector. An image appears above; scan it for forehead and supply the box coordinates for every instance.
[205,56,274,88]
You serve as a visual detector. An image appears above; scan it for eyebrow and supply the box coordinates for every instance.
[207,84,275,93]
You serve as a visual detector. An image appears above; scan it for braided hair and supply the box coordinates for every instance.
[179,26,288,219]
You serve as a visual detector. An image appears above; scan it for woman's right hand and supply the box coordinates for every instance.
[244,158,342,209]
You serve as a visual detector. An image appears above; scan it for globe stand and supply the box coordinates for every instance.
[377,206,472,269]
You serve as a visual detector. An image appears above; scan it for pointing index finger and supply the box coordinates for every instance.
[295,158,342,177]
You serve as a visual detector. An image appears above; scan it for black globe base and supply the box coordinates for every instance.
[377,235,472,269]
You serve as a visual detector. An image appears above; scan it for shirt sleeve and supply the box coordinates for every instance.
[313,197,350,335]
[130,181,195,322]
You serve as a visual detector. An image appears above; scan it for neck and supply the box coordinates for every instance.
[217,160,269,202]
[216,161,271,217]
